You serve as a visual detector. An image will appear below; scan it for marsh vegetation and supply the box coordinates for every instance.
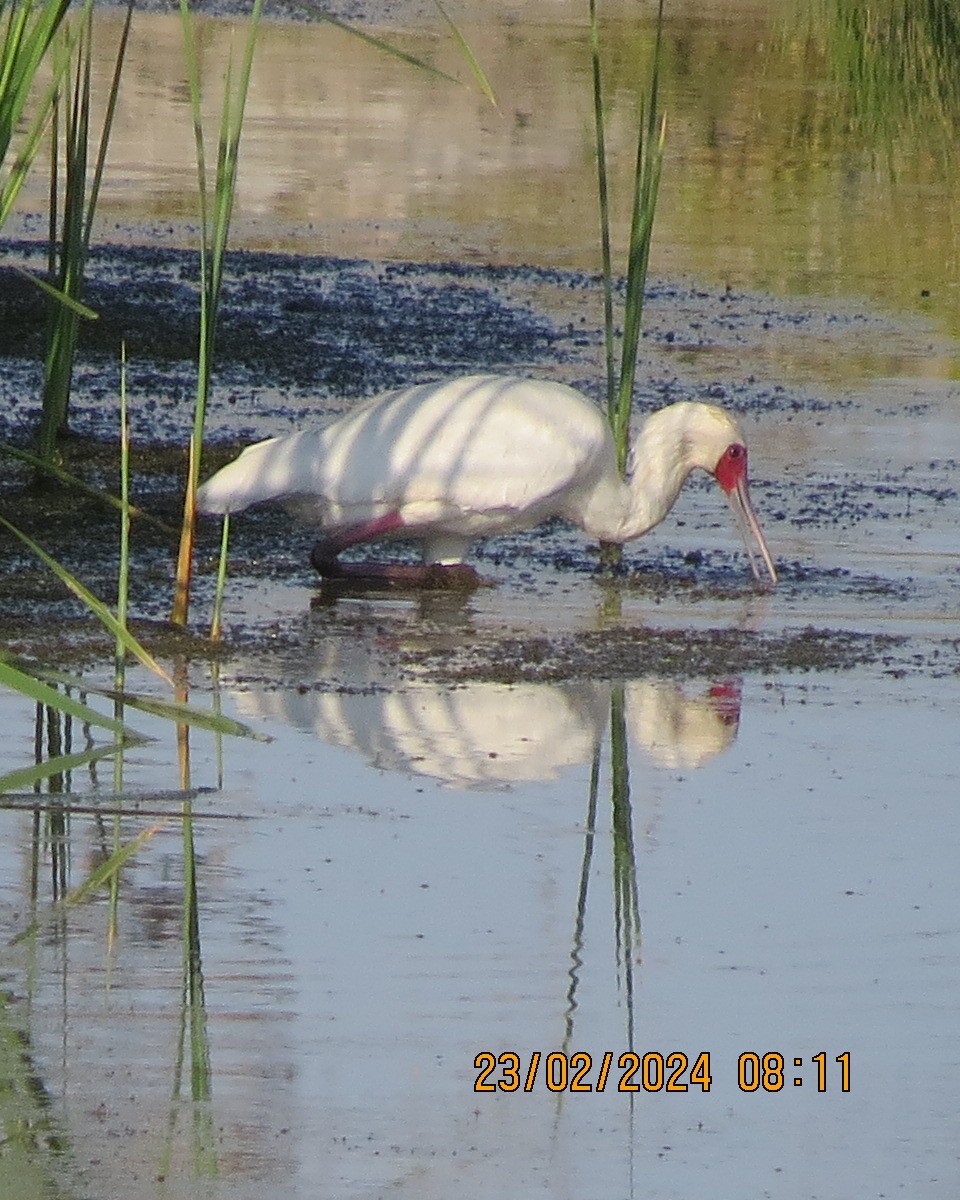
[1,3,959,1196]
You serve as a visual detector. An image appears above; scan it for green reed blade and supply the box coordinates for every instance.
[614,0,666,471]
[614,109,666,470]
[0,441,175,532]
[612,0,666,467]
[293,0,459,85]
[116,340,130,688]
[100,690,269,742]
[9,817,168,945]
[591,0,667,566]
[434,1,498,107]
[10,264,98,317]
[36,0,130,467]
[0,0,75,229]
[7,656,268,741]
[0,514,173,684]
[0,738,132,794]
[588,0,615,416]
[210,512,230,642]
[0,659,143,741]
[82,0,132,250]
[172,0,263,626]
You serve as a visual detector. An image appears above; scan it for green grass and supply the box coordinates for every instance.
[0,512,173,682]
[791,0,960,168]
[170,0,264,627]
[35,1,132,471]
[0,0,74,229]
[590,0,667,563]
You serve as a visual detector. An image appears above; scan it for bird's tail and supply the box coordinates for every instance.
[196,433,311,514]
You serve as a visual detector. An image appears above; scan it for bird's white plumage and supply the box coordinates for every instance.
[197,373,777,581]
[200,375,612,532]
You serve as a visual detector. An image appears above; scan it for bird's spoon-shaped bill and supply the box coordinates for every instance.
[726,476,778,586]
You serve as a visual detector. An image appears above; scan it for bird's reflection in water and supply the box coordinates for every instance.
[628,678,741,770]
[230,674,742,790]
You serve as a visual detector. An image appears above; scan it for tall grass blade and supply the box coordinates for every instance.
[210,512,230,641]
[4,655,267,740]
[0,659,143,741]
[0,441,176,531]
[588,0,615,415]
[0,0,76,229]
[0,738,130,794]
[434,1,498,107]
[101,690,268,741]
[172,0,263,626]
[591,0,667,564]
[9,817,168,945]
[0,514,173,684]
[82,0,132,249]
[613,0,666,471]
[116,339,130,688]
[36,0,132,469]
[292,0,459,85]
[10,264,97,316]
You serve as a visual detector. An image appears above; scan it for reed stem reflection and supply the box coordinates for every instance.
[563,684,641,1053]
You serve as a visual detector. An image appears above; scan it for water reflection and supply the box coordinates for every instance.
[9,2,959,345]
[785,0,960,164]
[230,674,741,788]
[564,684,642,1061]
[0,676,688,1198]
[0,694,224,1192]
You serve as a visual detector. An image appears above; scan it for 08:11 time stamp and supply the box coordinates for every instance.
[474,1051,851,1094]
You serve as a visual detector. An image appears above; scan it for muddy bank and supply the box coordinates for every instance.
[2,238,958,682]
[96,0,441,23]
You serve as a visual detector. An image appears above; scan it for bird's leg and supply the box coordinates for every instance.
[310,513,482,590]
[310,512,406,575]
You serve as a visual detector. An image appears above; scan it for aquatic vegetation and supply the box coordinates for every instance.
[783,0,960,169]
[589,0,666,562]
[35,1,132,472]
[0,0,73,229]
[169,0,264,628]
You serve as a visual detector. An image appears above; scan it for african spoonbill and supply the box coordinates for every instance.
[196,373,778,586]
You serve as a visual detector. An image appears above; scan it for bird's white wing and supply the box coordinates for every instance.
[197,375,613,532]
[309,376,612,525]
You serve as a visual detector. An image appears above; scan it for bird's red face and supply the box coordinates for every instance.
[712,442,748,495]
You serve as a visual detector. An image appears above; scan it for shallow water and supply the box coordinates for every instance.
[9,0,960,346]
[2,665,960,1199]
[2,0,960,1196]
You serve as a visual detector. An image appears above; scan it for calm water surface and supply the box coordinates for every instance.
[2,663,959,1198]
[2,0,960,1197]
[11,0,960,354]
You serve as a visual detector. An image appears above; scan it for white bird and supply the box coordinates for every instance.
[197,373,778,587]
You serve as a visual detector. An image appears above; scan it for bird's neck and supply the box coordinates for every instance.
[616,403,706,542]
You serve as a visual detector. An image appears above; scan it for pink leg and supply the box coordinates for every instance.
[310,512,482,590]
[311,511,407,562]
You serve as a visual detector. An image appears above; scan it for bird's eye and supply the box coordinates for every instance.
[713,442,749,493]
